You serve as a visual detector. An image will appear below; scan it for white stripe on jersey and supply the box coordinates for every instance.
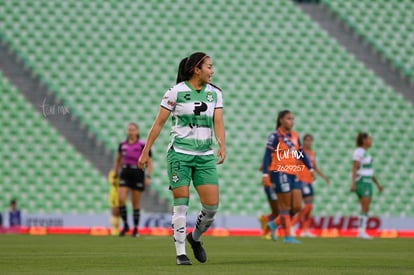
[173,125,213,140]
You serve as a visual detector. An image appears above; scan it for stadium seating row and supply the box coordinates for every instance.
[322,0,414,81]
[0,72,107,213]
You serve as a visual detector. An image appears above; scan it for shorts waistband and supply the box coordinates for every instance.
[122,164,138,169]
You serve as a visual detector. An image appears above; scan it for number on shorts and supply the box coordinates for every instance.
[279,173,290,192]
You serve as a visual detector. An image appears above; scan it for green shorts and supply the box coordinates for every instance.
[356,177,373,198]
[167,149,219,189]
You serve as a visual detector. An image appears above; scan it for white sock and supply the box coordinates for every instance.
[172,205,188,256]
[192,207,217,242]
[359,214,368,233]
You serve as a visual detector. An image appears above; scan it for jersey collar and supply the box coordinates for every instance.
[185,81,206,93]
[277,127,291,137]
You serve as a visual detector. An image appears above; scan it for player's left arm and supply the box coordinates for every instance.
[214,108,226,164]
[372,175,383,192]
[298,139,313,172]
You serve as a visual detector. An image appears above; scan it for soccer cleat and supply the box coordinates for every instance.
[357,232,373,240]
[111,228,119,236]
[284,236,301,244]
[119,224,130,237]
[187,233,207,263]
[267,221,278,241]
[259,215,271,236]
[261,233,272,240]
[300,230,316,238]
[132,228,139,238]
[176,254,192,265]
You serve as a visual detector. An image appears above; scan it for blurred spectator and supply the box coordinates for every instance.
[9,199,21,227]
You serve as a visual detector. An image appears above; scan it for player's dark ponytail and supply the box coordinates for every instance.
[176,52,208,84]
[276,110,291,129]
[356,132,369,147]
[176,57,189,84]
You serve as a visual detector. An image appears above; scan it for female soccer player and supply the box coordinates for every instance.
[351,132,383,239]
[112,123,152,237]
[138,52,225,265]
[293,134,330,237]
[262,110,313,244]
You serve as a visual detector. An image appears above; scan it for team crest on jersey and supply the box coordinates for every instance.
[206,92,213,102]
[172,173,179,183]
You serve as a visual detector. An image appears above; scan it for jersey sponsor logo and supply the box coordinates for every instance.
[167,100,175,107]
[206,92,213,102]
[193,102,208,115]
[184,93,191,101]
[189,123,200,129]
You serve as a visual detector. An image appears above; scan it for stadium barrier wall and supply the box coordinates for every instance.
[1,213,414,230]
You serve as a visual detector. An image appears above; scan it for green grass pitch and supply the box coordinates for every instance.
[0,235,413,274]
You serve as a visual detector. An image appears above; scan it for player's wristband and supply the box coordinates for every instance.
[262,174,268,177]
[310,168,314,173]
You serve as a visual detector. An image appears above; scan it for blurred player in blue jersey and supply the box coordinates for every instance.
[9,199,21,227]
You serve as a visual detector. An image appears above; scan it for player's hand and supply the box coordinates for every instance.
[378,184,383,193]
[138,152,150,169]
[325,177,331,185]
[350,183,356,192]
[310,170,315,180]
[262,174,270,186]
[216,146,226,164]
[145,176,151,186]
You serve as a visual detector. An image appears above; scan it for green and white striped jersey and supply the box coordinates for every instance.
[160,81,223,155]
[353,147,374,178]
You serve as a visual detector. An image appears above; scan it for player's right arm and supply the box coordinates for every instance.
[139,88,176,169]
[139,107,170,169]
[261,133,278,186]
